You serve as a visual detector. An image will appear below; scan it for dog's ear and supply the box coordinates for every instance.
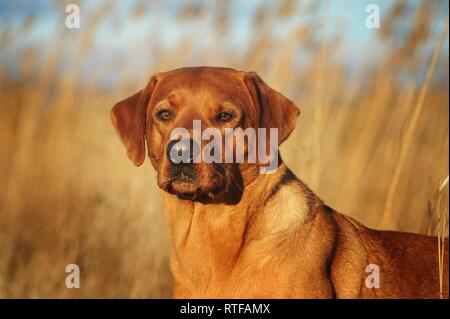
[111,76,158,166]
[243,72,300,145]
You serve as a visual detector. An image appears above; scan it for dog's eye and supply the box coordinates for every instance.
[157,110,173,121]
[216,112,233,122]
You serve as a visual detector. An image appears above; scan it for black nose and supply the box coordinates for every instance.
[166,138,200,164]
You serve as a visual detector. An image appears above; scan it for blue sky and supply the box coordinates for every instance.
[0,0,448,84]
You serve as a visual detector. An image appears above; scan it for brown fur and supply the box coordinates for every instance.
[111,66,448,298]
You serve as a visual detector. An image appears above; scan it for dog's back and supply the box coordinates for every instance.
[329,210,449,298]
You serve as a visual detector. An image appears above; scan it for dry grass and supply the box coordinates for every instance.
[0,0,448,298]
[437,175,449,298]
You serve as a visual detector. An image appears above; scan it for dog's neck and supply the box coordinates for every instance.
[163,163,320,295]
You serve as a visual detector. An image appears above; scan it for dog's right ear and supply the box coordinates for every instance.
[111,76,158,166]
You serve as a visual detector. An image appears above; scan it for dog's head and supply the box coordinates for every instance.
[111,67,299,202]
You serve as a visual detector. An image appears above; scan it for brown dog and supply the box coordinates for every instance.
[111,66,448,298]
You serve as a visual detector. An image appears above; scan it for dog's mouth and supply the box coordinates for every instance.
[163,172,224,201]
[174,172,196,184]
[168,172,197,195]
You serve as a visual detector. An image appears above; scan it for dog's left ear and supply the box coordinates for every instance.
[111,76,158,166]
[243,72,300,144]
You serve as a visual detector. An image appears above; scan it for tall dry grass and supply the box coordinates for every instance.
[0,1,448,298]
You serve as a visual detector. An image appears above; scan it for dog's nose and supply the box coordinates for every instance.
[166,138,200,164]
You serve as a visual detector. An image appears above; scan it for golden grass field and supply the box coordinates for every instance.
[0,0,448,298]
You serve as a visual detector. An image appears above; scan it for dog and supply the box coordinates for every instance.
[111,66,448,298]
